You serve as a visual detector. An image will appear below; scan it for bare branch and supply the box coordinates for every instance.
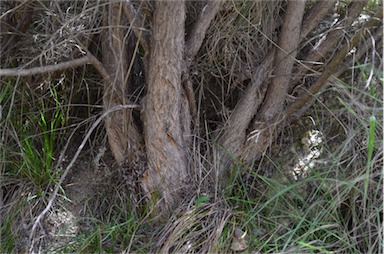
[295,0,368,79]
[0,56,90,76]
[256,0,307,121]
[123,0,150,54]
[185,0,224,60]
[286,8,383,120]
[300,0,337,40]
[219,51,275,151]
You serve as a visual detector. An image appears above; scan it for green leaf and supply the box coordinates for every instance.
[195,195,210,206]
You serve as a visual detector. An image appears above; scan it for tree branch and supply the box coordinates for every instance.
[123,0,149,54]
[218,51,275,152]
[242,8,382,162]
[295,0,368,79]
[256,0,307,121]
[300,0,336,40]
[285,8,383,120]
[0,56,91,76]
[185,0,224,60]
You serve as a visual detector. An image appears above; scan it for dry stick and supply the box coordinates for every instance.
[28,104,140,245]
[0,56,91,77]
[285,8,383,120]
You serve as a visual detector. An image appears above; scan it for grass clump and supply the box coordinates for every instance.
[0,78,71,252]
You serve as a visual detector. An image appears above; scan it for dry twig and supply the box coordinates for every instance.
[28,104,140,250]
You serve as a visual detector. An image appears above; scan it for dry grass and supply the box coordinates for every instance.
[1,0,382,253]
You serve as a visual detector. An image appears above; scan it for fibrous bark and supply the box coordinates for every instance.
[142,1,188,213]
[256,0,306,122]
[217,0,307,172]
[102,2,144,165]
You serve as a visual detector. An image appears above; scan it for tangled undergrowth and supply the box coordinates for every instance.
[1,62,382,254]
[1,1,382,253]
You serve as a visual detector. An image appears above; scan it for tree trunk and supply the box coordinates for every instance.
[95,0,379,216]
[141,1,188,213]
[102,2,144,167]
[216,0,306,175]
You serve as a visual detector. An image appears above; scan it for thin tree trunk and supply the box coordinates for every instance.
[217,0,306,174]
[255,0,306,122]
[294,0,368,80]
[141,1,188,213]
[102,2,144,166]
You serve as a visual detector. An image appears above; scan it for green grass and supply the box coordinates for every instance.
[0,79,69,252]
[53,216,141,253]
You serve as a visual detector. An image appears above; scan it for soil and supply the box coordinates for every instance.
[32,133,123,252]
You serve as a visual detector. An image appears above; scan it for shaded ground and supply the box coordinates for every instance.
[34,118,324,252]
[33,136,123,252]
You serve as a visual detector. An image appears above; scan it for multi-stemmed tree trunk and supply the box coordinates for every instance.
[100,0,382,214]
[1,0,381,216]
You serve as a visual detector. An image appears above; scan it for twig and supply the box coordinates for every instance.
[28,104,140,248]
[0,56,91,76]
